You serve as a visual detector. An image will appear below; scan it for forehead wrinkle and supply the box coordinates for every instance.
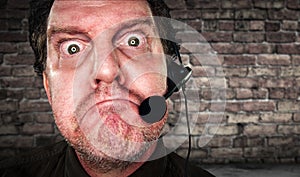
[49,0,153,39]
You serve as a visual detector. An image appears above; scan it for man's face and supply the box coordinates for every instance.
[44,0,168,168]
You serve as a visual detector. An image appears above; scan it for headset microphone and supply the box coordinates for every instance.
[138,61,192,124]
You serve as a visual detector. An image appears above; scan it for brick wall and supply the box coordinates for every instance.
[0,0,300,164]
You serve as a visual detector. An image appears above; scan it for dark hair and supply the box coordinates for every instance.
[29,0,178,76]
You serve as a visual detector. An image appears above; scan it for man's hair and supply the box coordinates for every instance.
[29,0,178,76]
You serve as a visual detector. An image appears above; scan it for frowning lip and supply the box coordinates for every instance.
[95,98,140,107]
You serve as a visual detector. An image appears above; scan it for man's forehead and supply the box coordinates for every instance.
[53,0,148,5]
[48,0,153,32]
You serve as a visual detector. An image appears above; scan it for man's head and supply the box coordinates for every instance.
[29,0,178,173]
[29,0,177,76]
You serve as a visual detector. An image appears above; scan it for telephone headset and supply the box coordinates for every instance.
[138,42,192,177]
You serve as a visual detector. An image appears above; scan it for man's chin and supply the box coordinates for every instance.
[69,137,153,173]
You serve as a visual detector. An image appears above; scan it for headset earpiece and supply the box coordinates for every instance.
[164,42,192,98]
[165,61,192,98]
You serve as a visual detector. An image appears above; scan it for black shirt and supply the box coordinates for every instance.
[0,141,215,177]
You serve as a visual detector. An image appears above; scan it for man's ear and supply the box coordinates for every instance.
[43,72,52,105]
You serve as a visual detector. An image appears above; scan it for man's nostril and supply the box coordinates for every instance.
[95,79,101,84]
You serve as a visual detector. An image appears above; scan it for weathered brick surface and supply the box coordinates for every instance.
[0,0,299,164]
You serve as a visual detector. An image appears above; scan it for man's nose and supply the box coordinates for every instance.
[91,51,125,88]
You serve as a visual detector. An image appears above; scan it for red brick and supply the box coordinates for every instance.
[249,21,264,31]
[204,136,232,147]
[235,88,253,99]
[233,136,265,148]
[285,88,299,99]
[268,137,293,146]
[0,125,18,135]
[227,113,259,123]
[229,77,258,88]
[266,32,297,43]
[221,67,248,77]
[202,32,232,42]
[0,31,28,42]
[0,20,8,31]
[7,0,29,9]
[294,113,300,122]
[202,10,220,19]
[244,125,277,136]
[4,54,35,65]
[18,42,34,54]
[223,55,256,65]
[282,20,298,31]
[0,43,17,53]
[252,88,268,99]
[176,32,204,43]
[181,43,214,54]
[221,0,252,9]
[208,125,239,135]
[165,0,186,9]
[0,77,35,88]
[23,88,41,99]
[211,43,245,54]
[203,20,217,31]
[257,54,291,66]
[211,148,243,158]
[185,20,202,31]
[248,67,279,77]
[170,10,201,19]
[260,113,292,123]
[192,66,215,77]
[19,100,51,113]
[0,100,17,112]
[253,0,284,9]
[234,21,249,31]
[246,43,275,54]
[260,78,294,88]
[269,88,285,99]
[186,0,220,9]
[22,123,54,135]
[12,66,35,76]
[268,9,300,20]
[244,147,276,158]
[219,10,235,19]
[247,137,265,147]
[265,21,280,31]
[293,55,300,65]
[235,10,267,19]
[280,67,295,77]
[278,125,300,134]
[0,66,12,76]
[190,54,222,66]
[219,20,234,31]
[234,32,264,42]
[278,101,300,112]
[286,0,300,9]
[242,101,275,112]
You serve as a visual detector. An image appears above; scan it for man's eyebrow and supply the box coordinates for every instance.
[113,18,156,40]
[116,18,154,31]
[47,27,90,39]
[47,18,155,39]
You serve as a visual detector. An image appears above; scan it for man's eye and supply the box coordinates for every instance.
[60,40,85,56]
[117,33,146,48]
[128,36,140,47]
[68,44,81,55]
